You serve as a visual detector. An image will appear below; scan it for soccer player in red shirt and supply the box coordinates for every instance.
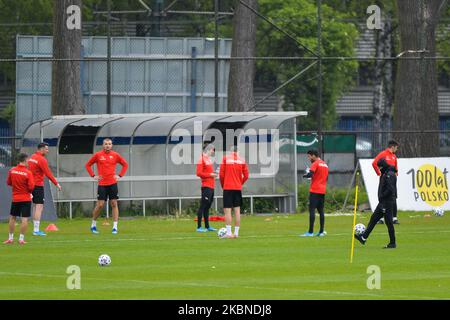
[28,143,62,236]
[85,138,128,234]
[4,153,35,245]
[372,140,399,224]
[219,146,249,238]
[301,150,329,237]
[196,144,218,232]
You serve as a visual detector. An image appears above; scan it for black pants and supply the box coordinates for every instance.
[363,200,396,244]
[393,200,397,218]
[197,187,214,228]
[309,193,325,234]
[382,201,397,219]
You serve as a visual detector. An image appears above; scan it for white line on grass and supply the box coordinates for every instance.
[27,228,450,245]
[0,271,448,300]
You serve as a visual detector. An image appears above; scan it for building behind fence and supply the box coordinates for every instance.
[15,35,232,136]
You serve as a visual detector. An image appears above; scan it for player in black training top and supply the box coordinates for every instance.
[355,158,397,249]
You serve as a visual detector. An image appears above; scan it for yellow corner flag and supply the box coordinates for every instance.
[350,172,360,263]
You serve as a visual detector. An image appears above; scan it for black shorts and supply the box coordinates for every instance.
[10,202,32,218]
[309,192,325,212]
[223,190,243,208]
[97,184,119,201]
[32,186,45,204]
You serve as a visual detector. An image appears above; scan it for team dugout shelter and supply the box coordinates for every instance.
[21,112,306,217]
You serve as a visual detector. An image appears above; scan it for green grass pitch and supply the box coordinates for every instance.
[0,212,449,300]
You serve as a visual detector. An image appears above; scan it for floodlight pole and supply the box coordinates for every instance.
[214,0,219,112]
[154,0,163,36]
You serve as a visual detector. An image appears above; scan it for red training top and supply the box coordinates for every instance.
[28,152,59,187]
[7,164,35,202]
[196,154,215,189]
[219,152,249,191]
[85,150,128,186]
[372,149,398,176]
[309,159,329,195]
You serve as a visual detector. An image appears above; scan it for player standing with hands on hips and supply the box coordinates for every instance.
[195,143,217,232]
[4,153,35,245]
[220,145,249,239]
[27,143,62,236]
[372,140,399,224]
[355,158,397,249]
[85,138,128,235]
[301,150,329,237]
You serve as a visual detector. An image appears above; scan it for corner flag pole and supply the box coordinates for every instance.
[350,171,360,263]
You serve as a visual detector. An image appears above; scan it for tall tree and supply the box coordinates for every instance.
[393,0,447,157]
[51,0,84,115]
[227,0,258,112]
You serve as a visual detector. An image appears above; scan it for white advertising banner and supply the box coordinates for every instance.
[359,158,450,211]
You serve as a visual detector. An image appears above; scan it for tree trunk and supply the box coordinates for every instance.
[227,0,258,112]
[393,0,446,157]
[372,12,394,153]
[52,0,84,115]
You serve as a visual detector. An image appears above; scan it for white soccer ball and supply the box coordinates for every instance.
[433,208,445,217]
[217,227,227,238]
[354,223,366,235]
[98,254,111,266]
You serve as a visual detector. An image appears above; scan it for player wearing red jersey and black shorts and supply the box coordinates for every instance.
[195,144,218,232]
[4,153,35,245]
[85,138,128,234]
[301,150,329,237]
[219,146,249,238]
[372,140,399,224]
[28,143,62,236]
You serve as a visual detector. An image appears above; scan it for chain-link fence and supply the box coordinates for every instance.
[1,5,449,135]
[0,2,449,217]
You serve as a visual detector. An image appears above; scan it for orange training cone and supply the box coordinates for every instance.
[45,224,59,232]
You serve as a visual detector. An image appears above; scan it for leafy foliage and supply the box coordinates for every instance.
[255,0,359,130]
[437,5,450,83]
[0,102,15,126]
[297,183,369,213]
